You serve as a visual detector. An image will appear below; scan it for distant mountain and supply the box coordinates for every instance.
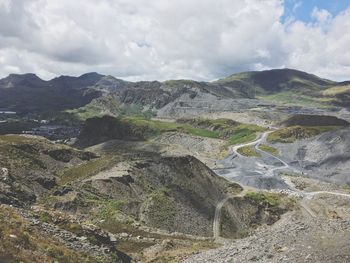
[0,69,348,116]
[214,68,335,96]
[0,73,105,113]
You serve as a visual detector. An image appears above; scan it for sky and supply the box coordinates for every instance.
[0,0,349,81]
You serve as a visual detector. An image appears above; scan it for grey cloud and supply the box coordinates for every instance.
[0,0,349,81]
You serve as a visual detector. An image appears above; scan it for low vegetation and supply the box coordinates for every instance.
[177,118,266,145]
[126,117,220,139]
[77,116,267,147]
[225,182,244,195]
[245,192,297,210]
[57,155,118,185]
[237,146,261,157]
[68,97,156,121]
[259,144,279,155]
[259,91,331,107]
[227,124,263,145]
[0,120,40,135]
[267,126,341,143]
[0,135,52,171]
[144,187,177,229]
[0,205,96,263]
[322,85,350,96]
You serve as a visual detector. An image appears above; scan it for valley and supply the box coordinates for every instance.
[0,69,350,262]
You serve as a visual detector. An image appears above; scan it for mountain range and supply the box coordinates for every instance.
[1,69,349,116]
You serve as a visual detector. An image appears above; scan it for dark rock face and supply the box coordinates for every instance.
[220,196,286,239]
[282,114,349,127]
[46,149,98,163]
[75,115,150,147]
[46,149,76,162]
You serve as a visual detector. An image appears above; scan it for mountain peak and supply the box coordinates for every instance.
[78,72,104,79]
[0,73,46,87]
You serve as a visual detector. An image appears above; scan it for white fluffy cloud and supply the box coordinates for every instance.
[0,0,349,81]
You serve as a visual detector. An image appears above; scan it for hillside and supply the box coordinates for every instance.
[75,116,266,148]
[0,134,98,206]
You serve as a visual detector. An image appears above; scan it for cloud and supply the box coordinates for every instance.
[311,7,332,24]
[0,0,349,81]
[284,7,350,80]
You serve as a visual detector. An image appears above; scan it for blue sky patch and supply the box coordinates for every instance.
[282,0,350,23]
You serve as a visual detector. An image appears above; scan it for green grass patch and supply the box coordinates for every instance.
[259,144,279,155]
[227,128,257,145]
[245,192,281,206]
[237,146,261,157]
[245,191,297,210]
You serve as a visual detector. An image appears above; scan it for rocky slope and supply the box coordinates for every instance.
[0,134,98,206]
[184,192,350,263]
[272,127,350,184]
[0,133,227,261]
[47,144,234,237]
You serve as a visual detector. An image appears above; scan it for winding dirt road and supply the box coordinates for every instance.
[213,197,230,240]
[213,131,350,239]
